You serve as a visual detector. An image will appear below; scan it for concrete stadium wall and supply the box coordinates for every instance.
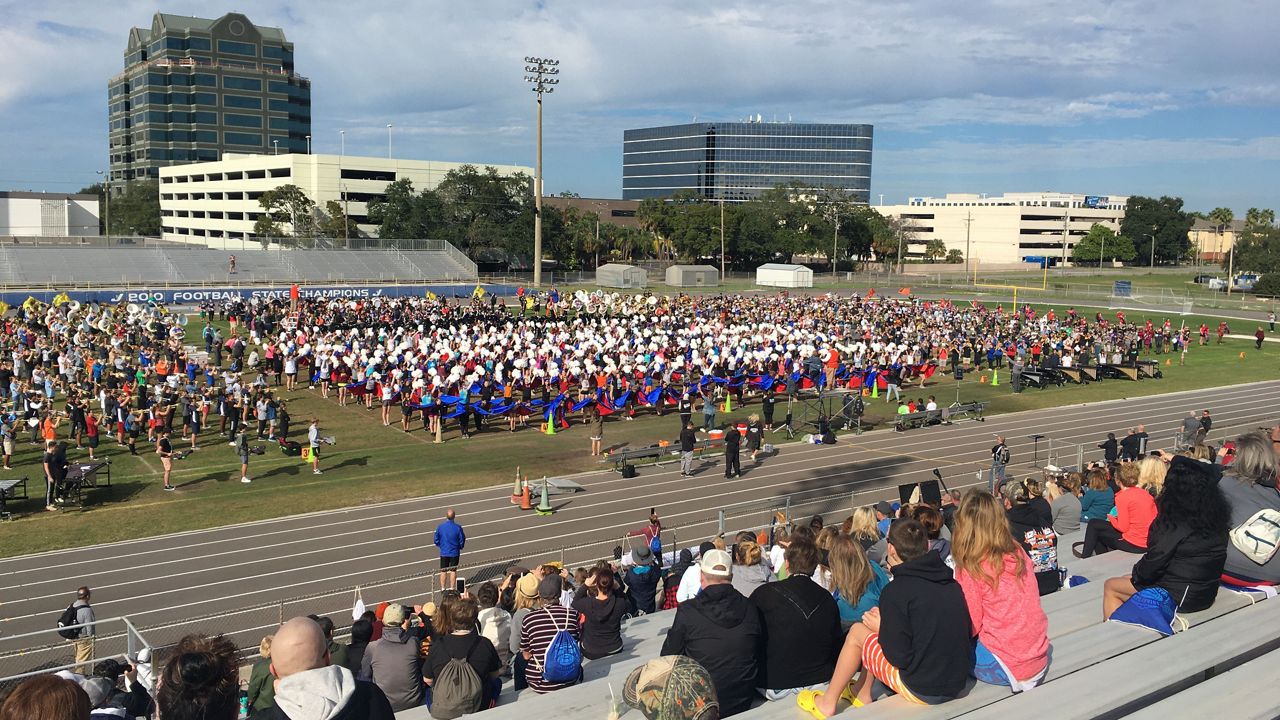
[0,282,517,307]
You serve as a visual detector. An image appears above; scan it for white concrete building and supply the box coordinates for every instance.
[158,153,531,247]
[879,192,1128,268]
[0,192,100,238]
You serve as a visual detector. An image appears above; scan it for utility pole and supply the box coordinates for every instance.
[832,215,840,282]
[1061,208,1070,268]
[524,57,559,287]
[387,124,393,158]
[342,183,350,250]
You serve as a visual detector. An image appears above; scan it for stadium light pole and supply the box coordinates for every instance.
[95,170,110,241]
[1146,232,1156,268]
[305,135,311,154]
[525,56,559,287]
[387,124,393,159]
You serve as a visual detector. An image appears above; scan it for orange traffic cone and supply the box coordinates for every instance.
[519,484,533,510]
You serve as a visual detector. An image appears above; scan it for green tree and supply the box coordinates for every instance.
[1252,273,1280,297]
[1120,195,1193,265]
[107,180,161,236]
[945,248,964,264]
[1234,225,1280,275]
[1071,223,1136,264]
[871,213,915,269]
[924,238,947,261]
[314,200,361,243]
[1245,207,1276,231]
[368,179,439,240]
[256,184,316,242]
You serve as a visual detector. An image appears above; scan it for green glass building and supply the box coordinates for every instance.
[108,12,311,187]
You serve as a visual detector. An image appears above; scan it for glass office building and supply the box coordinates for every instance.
[107,13,311,187]
[622,122,872,202]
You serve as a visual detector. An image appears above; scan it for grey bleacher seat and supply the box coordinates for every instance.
[1123,646,1280,720]
[963,594,1280,720]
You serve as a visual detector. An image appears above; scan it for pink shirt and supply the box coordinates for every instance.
[955,553,1049,682]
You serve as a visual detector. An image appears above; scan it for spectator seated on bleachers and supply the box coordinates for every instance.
[625,545,664,615]
[799,519,970,717]
[1001,479,1061,596]
[1074,462,1154,559]
[1103,454,1232,619]
[750,539,843,701]
[953,491,1051,691]
[827,534,889,631]
[361,603,424,712]
[660,549,763,716]
[476,582,513,673]
[571,565,627,660]
[1218,431,1280,586]
[1078,467,1115,523]
[676,541,720,603]
[1045,473,1082,536]
[519,574,582,694]
[729,539,776,598]
[423,594,503,716]
[255,617,395,720]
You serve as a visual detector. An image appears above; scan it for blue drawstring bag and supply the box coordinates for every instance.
[539,610,582,684]
[1108,587,1177,636]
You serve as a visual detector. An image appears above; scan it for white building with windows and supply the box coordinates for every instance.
[878,192,1128,267]
[158,153,531,247]
[0,192,100,238]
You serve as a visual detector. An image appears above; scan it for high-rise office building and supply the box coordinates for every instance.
[108,12,311,187]
[622,121,872,202]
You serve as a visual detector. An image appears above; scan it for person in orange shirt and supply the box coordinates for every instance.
[822,346,839,390]
[40,412,60,444]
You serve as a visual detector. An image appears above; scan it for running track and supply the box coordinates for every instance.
[2,380,1278,666]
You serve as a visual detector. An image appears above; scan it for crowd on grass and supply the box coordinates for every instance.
[204,290,1198,440]
[13,422,1280,720]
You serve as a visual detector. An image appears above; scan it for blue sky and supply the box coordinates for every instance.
[2,0,1278,214]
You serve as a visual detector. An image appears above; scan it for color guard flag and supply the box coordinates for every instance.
[866,288,876,298]
[52,292,71,306]
[472,285,486,299]
[898,287,911,295]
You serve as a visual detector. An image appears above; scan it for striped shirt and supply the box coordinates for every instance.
[519,604,581,693]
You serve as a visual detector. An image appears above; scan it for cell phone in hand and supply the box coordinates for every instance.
[455,579,465,594]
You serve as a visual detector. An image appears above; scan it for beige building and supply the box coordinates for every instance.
[158,153,531,247]
[1188,218,1245,263]
[879,192,1128,267]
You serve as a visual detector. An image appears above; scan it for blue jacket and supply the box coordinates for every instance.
[834,561,890,627]
[1079,487,1115,522]
[433,519,465,557]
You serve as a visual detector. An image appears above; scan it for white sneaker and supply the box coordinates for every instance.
[241,476,251,483]
[313,469,322,475]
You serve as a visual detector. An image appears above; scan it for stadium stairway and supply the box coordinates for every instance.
[389,535,1280,720]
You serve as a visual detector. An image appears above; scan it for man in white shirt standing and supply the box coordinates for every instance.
[308,417,322,475]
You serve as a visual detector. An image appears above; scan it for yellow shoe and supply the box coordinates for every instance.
[840,685,864,708]
[796,690,830,720]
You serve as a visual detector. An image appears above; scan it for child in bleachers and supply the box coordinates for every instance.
[952,491,1051,690]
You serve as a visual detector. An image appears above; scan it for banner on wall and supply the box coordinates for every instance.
[0,283,518,308]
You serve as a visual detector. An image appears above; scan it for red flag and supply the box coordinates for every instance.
[866,288,876,298]
[898,287,912,295]
[970,299,979,309]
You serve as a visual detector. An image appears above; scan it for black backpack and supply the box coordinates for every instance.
[56,604,80,639]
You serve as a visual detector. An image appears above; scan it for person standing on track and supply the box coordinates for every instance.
[724,423,742,479]
[680,421,698,477]
[990,436,1009,495]
[235,428,251,484]
[307,418,322,475]
[434,509,466,593]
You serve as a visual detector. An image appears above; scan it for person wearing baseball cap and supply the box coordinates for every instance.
[660,548,761,715]
[518,573,582,694]
[359,603,424,711]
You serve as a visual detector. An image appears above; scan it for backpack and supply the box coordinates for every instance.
[56,604,80,640]
[429,637,483,720]
[995,445,1010,465]
[536,609,581,684]
[1230,508,1280,565]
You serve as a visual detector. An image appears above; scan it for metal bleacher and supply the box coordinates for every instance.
[0,243,477,286]
[402,529,1280,720]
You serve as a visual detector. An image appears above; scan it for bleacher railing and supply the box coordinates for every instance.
[0,617,150,697]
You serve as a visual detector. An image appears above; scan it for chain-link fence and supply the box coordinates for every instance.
[0,617,149,701]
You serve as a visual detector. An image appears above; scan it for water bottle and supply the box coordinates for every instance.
[238,690,249,719]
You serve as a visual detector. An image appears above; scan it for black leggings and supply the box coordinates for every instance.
[1082,519,1145,557]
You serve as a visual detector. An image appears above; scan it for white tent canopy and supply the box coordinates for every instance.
[665,264,720,287]
[755,263,813,288]
[595,263,647,289]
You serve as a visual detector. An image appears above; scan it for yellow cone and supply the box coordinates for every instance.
[991,369,1000,386]
[545,414,556,435]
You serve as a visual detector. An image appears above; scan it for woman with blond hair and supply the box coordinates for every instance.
[828,535,890,630]
[245,634,275,715]
[1137,455,1169,497]
[952,491,1050,690]
[1045,474,1081,536]
[813,526,840,590]
[730,539,775,596]
[746,412,764,462]
[848,506,880,552]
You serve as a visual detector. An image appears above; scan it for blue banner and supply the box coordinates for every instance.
[0,283,518,307]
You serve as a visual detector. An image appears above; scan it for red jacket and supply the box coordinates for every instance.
[1109,487,1157,548]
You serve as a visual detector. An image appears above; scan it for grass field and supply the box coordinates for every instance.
[0,295,1275,557]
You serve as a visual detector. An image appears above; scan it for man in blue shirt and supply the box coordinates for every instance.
[433,509,466,593]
